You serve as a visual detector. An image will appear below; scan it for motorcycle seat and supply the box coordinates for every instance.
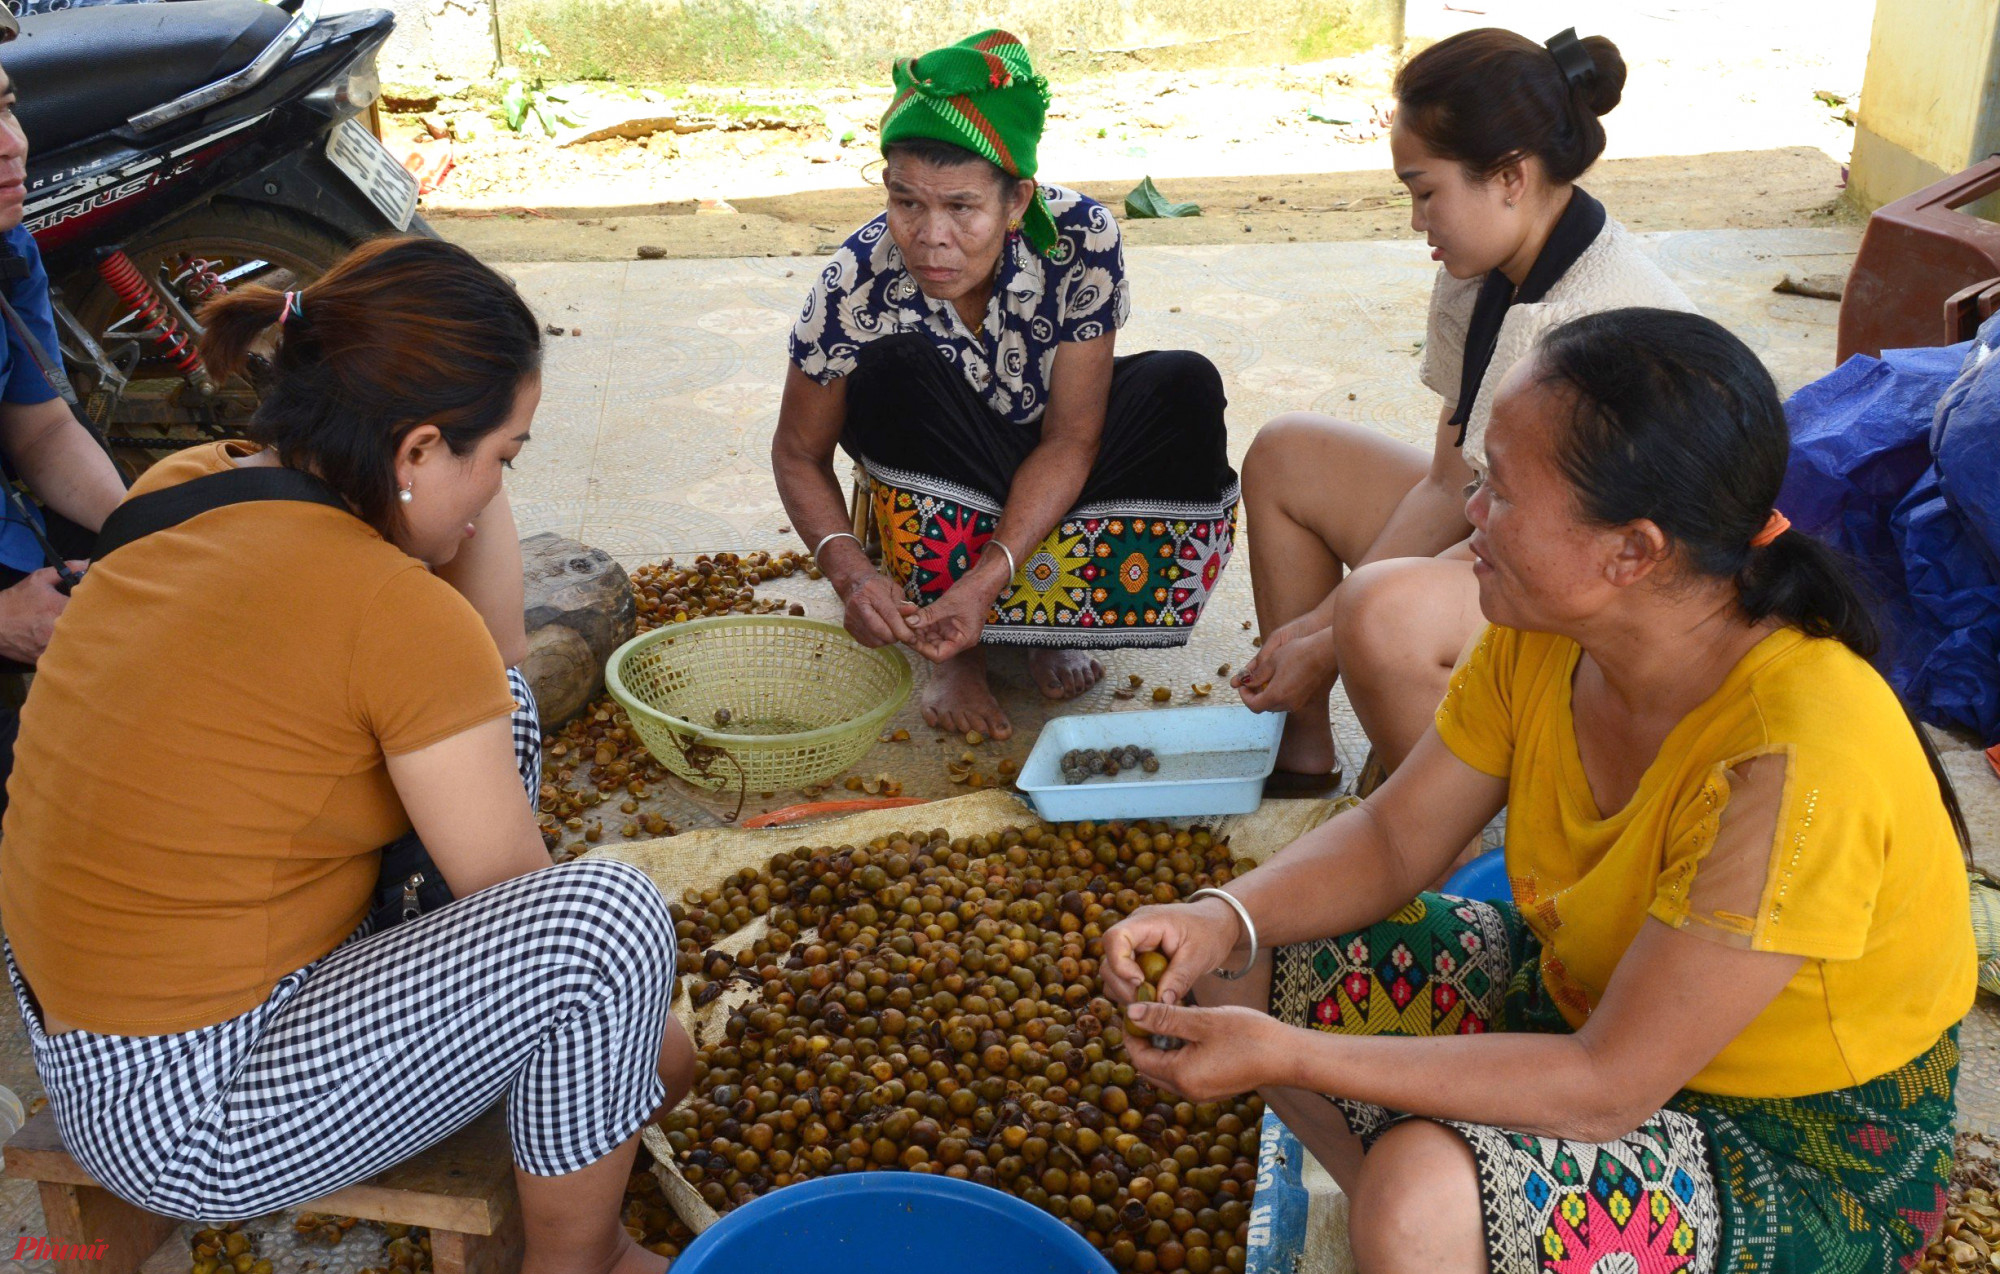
[10,0,292,155]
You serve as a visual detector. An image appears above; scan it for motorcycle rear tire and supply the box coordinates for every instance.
[62,201,358,477]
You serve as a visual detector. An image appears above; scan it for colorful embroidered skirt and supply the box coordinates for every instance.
[1268,894,1959,1274]
[842,333,1239,648]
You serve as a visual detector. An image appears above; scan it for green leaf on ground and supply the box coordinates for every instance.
[502,79,532,131]
[1124,176,1201,219]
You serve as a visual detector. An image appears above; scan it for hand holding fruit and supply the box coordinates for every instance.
[1127,949,1185,1051]
[1102,892,1244,1008]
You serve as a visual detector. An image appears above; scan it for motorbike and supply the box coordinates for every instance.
[11,0,423,473]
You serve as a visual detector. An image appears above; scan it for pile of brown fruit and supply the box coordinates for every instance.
[190,1177,693,1273]
[659,819,1263,1273]
[630,551,816,634]
[1914,1189,2000,1273]
[188,1226,273,1274]
[538,550,821,856]
[186,1218,425,1274]
[352,1224,429,1274]
[623,1167,701,1260]
[1915,1136,2000,1274]
[539,699,677,855]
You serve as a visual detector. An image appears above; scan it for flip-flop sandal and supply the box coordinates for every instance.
[1262,766,1343,799]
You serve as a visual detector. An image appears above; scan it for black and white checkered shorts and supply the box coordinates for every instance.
[507,666,542,800]
[5,673,676,1221]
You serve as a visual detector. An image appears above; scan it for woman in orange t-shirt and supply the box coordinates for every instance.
[1,238,693,1274]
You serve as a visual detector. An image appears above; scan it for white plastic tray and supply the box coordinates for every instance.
[1017,705,1286,821]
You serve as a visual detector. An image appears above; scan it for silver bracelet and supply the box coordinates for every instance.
[813,530,863,564]
[1189,888,1258,980]
[983,538,1017,581]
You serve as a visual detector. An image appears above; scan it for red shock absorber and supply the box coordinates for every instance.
[95,248,204,377]
[178,255,228,307]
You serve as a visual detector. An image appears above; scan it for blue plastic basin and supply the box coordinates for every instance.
[1442,847,1510,902]
[668,1173,1115,1273]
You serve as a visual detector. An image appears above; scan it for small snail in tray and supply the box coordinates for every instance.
[1060,744,1159,785]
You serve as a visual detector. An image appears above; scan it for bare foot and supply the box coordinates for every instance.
[1027,648,1104,700]
[921,648,1014,740]
[1274,712,1338,777]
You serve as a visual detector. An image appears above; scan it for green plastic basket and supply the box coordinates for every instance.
[605,615,913,793]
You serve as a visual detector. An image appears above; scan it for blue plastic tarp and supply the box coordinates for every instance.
[1245,1110,1313,1274]
[1779,317,2000,744]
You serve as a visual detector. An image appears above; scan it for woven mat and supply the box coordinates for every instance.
[582,790,1353,1231]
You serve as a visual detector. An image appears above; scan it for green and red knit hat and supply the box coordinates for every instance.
[879,30,1057,256]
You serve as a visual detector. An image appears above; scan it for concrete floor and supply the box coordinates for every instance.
[9,226,2000,1267]
[502,226,1873,828]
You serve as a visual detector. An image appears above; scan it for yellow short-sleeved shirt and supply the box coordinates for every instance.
[1435,624,1974,1098]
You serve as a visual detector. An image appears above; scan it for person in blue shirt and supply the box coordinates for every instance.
[0,23,131,799]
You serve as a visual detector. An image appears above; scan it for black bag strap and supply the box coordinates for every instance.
[93,465,349,561]
[0,249,88,417]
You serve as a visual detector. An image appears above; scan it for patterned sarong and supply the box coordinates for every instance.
[1269,894,1959,1273]
[844,333,1238,649]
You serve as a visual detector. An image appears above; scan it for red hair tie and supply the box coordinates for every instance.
[1750,509,1791,548]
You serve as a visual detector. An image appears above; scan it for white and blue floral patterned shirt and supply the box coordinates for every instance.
[789,184,1129,425]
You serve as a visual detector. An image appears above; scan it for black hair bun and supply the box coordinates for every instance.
[1580,35,1627,116]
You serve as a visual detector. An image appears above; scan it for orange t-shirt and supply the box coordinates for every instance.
[0,443,515,1034]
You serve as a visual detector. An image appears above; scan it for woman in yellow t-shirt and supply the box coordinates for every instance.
[1105,308,1975,1273]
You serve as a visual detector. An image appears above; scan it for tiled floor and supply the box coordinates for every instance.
[10,225,2000,1267]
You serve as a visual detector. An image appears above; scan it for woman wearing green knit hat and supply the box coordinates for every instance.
[774,30,1239,741]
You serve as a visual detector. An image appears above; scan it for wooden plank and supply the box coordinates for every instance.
[3,1111,96,1186]
[430,1189,524,1274]
[6,1107,516,1237]
[303,1107,515,1235]
[35,1180,178,1274]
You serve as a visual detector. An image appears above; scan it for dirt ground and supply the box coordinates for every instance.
[430,147,1850,262]
[402,0,1870,261]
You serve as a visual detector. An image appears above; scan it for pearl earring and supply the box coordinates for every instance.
[398,483,414,504]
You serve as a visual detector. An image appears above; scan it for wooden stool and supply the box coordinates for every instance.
[2,1106,522,1274]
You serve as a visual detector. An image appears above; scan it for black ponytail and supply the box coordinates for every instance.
[1535,309,1879,655]
[1735,531,1880,659]
[1536,308,1970,861]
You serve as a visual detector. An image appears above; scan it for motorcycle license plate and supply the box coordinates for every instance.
[326,118,418,231]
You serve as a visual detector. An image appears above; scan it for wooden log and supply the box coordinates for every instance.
[520,533,636,727]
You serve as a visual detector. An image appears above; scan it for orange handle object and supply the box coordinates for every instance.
[740,798,929,830]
